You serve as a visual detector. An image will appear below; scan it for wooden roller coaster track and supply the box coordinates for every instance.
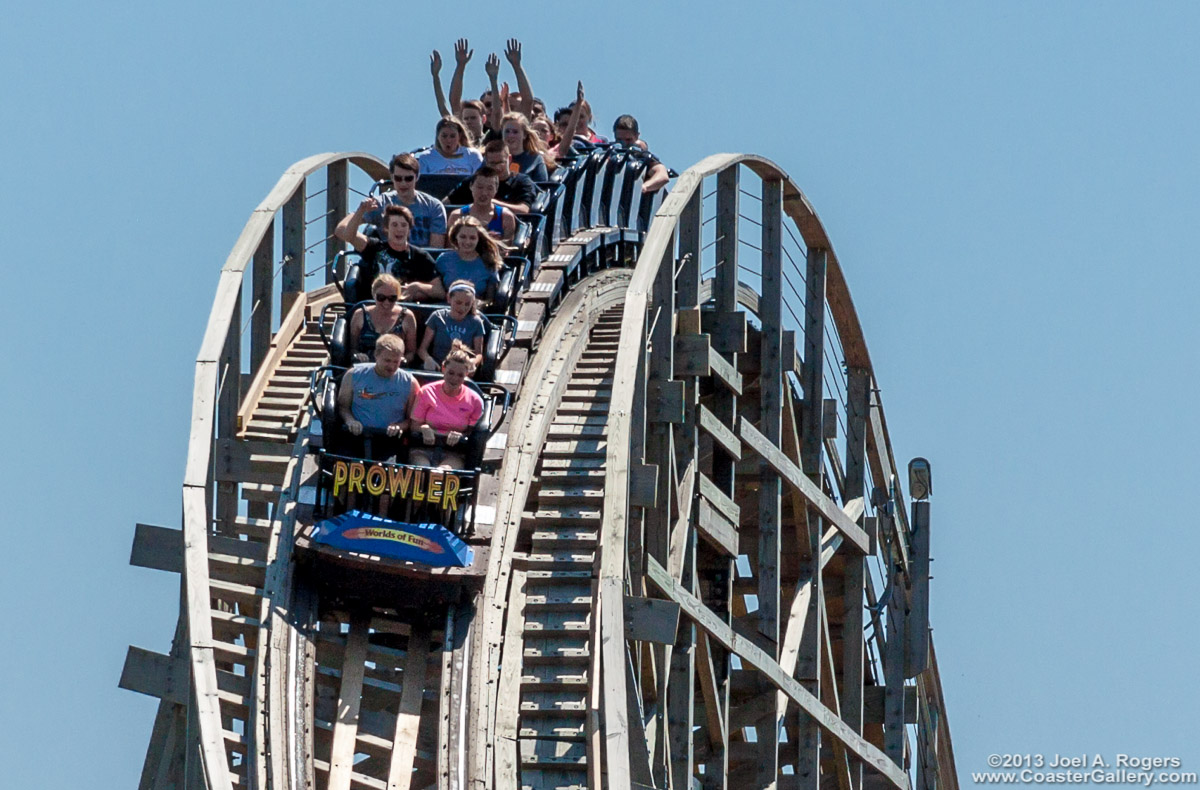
[121,147,958,790]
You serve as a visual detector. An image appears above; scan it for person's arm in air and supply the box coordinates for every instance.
[449,38,472,114]
[334,198,376,251]
[401,311,417,365]
[337,369,362,434]
[643,161,670,194]
[485,53,502,133]
[504,39,535,118]
[349,310,367,362]
[499,207,516,242]
[430,50,450,118]
[558,82,586,157]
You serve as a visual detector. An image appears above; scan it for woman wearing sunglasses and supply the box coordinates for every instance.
[349,274,417,366]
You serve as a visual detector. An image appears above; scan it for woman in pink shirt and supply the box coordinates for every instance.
[409,346,485,469]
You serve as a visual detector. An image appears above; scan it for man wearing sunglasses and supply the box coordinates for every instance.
[360,153,447,248]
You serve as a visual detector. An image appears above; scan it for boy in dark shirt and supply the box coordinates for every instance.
[447,140,540,213]
[335,202,444,302]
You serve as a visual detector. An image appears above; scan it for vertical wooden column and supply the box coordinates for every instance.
[281,183,306,317]
[707,167,740,790]
[250,225,275,379]
[796,248,828,790]
[907,501,931,679]
[669,191,703,790]
[843,367,871,790]
[325,161,348,284]
[884,564,907,767]
[756,178,784,789]
[646,231,677,787]
[215,292,242,535]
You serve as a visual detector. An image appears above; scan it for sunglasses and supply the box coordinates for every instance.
[375,294,399,303]
[392,173,416,183]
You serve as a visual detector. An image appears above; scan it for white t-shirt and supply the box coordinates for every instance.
[417,146,483,176]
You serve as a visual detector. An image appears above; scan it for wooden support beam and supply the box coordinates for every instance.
[739,418,870,553]
[119,646,188,705]
[327,614,370,790]
[387,629,430,790]
[326,160,348,283]
[700,404,742,460]
[646,557,909,790]
[250,226,274,380]
[864,687,918,724]
[843,366,872,790]
[625,596,682,645]
[696,631,727,752]
[130,523,182,574]
[696,499,739,558]
[907,501,931,679]
[281,183,306,316]
[674,334,744,395]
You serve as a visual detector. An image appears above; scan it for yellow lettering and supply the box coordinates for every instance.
[348,462,366,494]
[427,471,443,506]
[393,467,412,498]
[412,468,426,502]
[332,461,349,497]
[442,474,460,511]
[365,464,385,496]
[387,466,405,497]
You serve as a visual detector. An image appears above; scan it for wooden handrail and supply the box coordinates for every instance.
[181,151,387,790]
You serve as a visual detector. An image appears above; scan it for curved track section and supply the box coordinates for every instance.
[121,149,958,790]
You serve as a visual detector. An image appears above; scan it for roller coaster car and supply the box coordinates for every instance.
[332,249,520,313]
[317,299,518,383]
[309,363,511,477]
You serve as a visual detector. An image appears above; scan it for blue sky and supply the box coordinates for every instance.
[3,1,1198,786]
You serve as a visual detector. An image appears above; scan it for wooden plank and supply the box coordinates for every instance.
[699,404,741,460]
[738,418,870,553]
[673,335,743,396]
[630,463,658,508]
[645,556,909,790]
[696,499,739,558]
[494,570,525,790]
[120,646,188,705]
[864,687,918,724]
[281,182,306,316]
[326,160,348,283]
[667,459,697,581]
[843,366,871,790]
[697,472,740,525]
[695,631,726,751]
[328,614,370,790]
[250,225,275,385]
[387,629,430,790]
[130,523,182,574]
[624,596,681,645]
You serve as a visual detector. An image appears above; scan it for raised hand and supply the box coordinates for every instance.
[500,81,510,111]
[504,39,522,67]
[485,52,500,80]
[430,50,442,75]
[576,80,585,104]
[359,197,379,214]
[454,38,473,66]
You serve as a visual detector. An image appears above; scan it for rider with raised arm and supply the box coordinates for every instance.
[612,115,671,194]
[335,202,443,302]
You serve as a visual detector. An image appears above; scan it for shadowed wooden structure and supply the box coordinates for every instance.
[122,148,957,790]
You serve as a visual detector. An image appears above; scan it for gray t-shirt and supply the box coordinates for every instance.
[425,309,488,363]
[348,363,416,430]
[362,190,447,247]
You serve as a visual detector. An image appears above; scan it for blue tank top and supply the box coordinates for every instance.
[487,203,504,235]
